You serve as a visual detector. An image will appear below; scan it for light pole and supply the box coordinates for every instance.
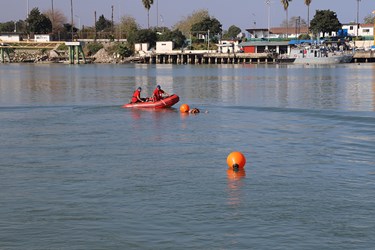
[207,29,210,52]
[373,11,375,46]
[51,0,54,34]
[266,0,270,42]
[156,0,159,28]
[356,0,361,39]
[27,0,29,18]
[70,0,74,41]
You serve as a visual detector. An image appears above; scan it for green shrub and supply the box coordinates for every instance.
[57,44,68,50]
[86,42,104,56]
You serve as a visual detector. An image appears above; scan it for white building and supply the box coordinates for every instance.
[217,40,242,53]
[332,23,374,37]
[0,33,21,42]
[156,41,174,53]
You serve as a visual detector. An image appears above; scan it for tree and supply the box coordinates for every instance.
[173,9,210,36]
[191,17,222,37]
[280,0,292,37]
[96,14,112,32]
[60,23,78,40]
[309,10,341,37]
[363,14,375,24]
[128,29,157,48]
[158,28,186,48]
[118,15,140,39]
[0,21,16,32]
[304,0,312,30]
[44,9,67,34]
[142,0,154,28]
[116,43,133,57]
[26,7,52,34]
[222,25,242,39]
[281,16,307,28]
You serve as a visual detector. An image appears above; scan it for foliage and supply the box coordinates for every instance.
[190,40,217,50]
[0,21,16,32]
[280,0,292,11]
[57,44,68,50]
[26,8,52,34]
[59,23,78,40]
[309,10,342,37]
[191,17,222,36]
[298,33,311,40]
[96,15,112,32]
[304,0,312,27]
[173,10,210,36]
[142,0,154,28]
[127,29,157,48]
[117,43,133,57]
[118,15,140,39]
[281,16,307,28]
[85,42,104,56]
[141,0,154,10]
[222,25,242,39]
[43,9,67,33]
[157,29,186,48]
[363,14,375,24]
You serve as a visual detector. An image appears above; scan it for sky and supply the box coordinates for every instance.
[1,0,374,31]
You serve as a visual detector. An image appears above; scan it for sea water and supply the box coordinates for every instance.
[0,63,374,249]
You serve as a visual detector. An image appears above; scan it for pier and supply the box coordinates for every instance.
[134,52,276,64]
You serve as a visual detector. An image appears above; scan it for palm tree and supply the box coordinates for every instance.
[304,0,312,32]
[142,0,154,28]
[280,0,292,38]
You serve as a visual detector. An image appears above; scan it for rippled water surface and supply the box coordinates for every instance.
[0,63,374,249]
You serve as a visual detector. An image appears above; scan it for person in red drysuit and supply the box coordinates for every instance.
[131,87,145,103]
[152,85,169,102]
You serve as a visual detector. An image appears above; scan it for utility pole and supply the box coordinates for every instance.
[266,0,270,42]
[70,0,74,41]
[111,5,114,37]
[207,29,210,52]
[357,0,361,39]
[94,11,97,42]
[156,0,159,28]
[51,0,54,35]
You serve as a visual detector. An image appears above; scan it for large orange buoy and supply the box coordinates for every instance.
[179,103,190,113]
[227,152,246,171]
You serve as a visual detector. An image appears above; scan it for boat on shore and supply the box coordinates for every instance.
[122,94,180,109]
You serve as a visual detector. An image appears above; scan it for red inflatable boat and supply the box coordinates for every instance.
[122,94,180,109]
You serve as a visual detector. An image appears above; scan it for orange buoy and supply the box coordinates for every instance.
[179,103,190,113]
[227,152,246,171]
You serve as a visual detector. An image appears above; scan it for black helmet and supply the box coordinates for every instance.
[138,87,142,91]
[157,85,161,89]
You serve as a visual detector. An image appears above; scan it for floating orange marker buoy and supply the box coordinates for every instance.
[179,103,190,113]
[227,152,246,171]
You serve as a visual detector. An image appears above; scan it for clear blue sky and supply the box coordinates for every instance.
[1,0,374,31]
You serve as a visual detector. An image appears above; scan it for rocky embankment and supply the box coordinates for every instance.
[6,48,122,63]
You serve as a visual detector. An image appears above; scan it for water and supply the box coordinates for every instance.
[0,63,374,249]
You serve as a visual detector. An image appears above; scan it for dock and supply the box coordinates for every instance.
[134,52,276,64]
